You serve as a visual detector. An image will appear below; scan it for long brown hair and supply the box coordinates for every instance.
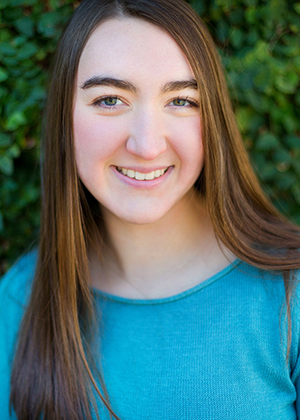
[10,0,300,419]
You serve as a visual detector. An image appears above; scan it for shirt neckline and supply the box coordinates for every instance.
[92,258,242,305]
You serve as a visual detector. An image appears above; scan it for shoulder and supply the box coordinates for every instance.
[0,252,37,419]
[0,249,38,309]
[0,249,38,365]
[242,262,300,375]
[216,260,300,380]
[230,259,300,294]
[219,259,290,304]
[0,249,38,351]
[223,260,300,344]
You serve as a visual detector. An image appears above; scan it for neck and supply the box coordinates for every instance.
[89,190,234,298]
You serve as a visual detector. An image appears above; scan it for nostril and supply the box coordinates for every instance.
[125,135,167,160]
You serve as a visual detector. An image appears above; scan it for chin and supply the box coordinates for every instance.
[118,212,167,225]
[105,205,173,225]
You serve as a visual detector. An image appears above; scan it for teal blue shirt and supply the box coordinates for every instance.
[1,250,300,419]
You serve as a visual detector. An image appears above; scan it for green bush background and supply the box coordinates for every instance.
[0,0,299,275]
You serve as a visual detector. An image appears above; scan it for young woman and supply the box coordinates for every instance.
[1,0,300,419]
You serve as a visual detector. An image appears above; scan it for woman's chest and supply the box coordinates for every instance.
[94,287,297,420]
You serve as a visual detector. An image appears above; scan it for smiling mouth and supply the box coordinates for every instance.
[116,166,170,180]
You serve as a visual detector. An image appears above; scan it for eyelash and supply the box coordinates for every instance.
[91,96,124,109]
[170,96,199,108]
[91,95,199,109]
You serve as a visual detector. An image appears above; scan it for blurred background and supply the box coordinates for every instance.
[0,0,299,275]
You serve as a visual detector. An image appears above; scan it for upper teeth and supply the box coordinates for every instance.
[117,167,168,180]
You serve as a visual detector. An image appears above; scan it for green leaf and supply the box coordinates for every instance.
[0,43,16,56]
[253,40,269,61]
[2,7,23,19]
[247,30,259,46]
[0,155,13,176]
[228,8,244,24]
[243,0,258,6]
[292,160,300,176]
[245,7,257,24]
[275,73,300,94]
[283,115,298,133]
[290,24,299,34]
[5,111,27,131]
[0,85,8,99]
[9,0,38,5]
[16,42,38,60]
[7,144,20,159]
[230,29,244,49]
[244,91,262,111]
[293,2,300,14]
[216,20,229,43]
[275,173,296,190]
[0,67,9,82]
[1,57,18,67]
[37,12,61,37]
[294,56,300,70]
[0,0,10,9]
[256,133,280,151]
[0,134,12,148]
[12,36,27,47]
[190,0,206,15]
[273,148,292,165]
[284,135,300,149]
[15,16,35,37]
[235,106,255,132]
[259,162,277,181]
[254,66,272,92]
[292,184,300,205]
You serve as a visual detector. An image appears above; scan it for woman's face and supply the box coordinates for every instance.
[73,17,203,225]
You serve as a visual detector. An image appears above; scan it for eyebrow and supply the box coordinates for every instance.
[81,76,137,92]
[161,79,198,93]
[80,76,198,93]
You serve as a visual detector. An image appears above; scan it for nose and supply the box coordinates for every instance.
[126,107,167,160]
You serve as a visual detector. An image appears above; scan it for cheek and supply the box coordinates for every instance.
[73,105,128,169]
[170,116,203,174]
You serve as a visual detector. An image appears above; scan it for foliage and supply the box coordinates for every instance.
[189,0,300,221]
[0,0,75,273]
[0,0,299,274]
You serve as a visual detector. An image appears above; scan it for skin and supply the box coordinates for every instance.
[73,18,235,298]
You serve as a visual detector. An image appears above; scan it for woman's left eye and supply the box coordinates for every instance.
[168,97,199,108]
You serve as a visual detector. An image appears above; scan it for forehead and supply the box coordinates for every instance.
[77,17,194,85]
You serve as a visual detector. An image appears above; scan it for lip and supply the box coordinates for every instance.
[115,165,171,174]
[111,165,173,188]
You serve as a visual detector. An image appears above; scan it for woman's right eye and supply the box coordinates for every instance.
[92,96,124,108]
